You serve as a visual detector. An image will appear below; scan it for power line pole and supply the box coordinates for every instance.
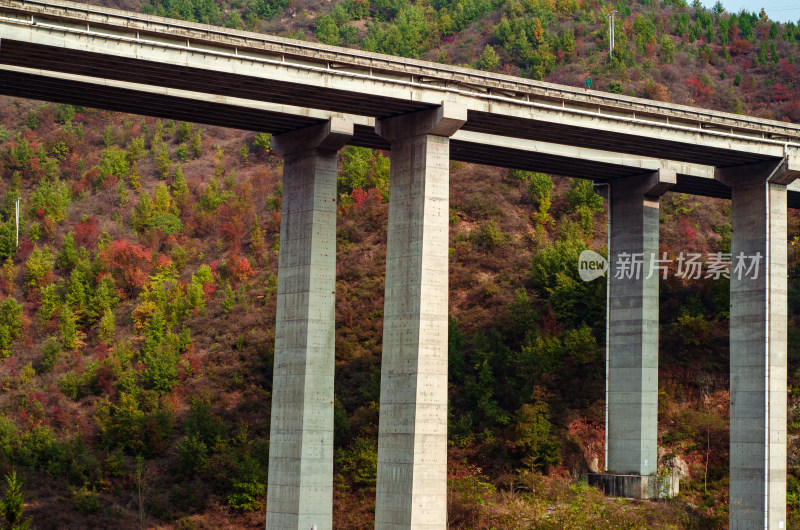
[14,197,20,248]
[608,11,617,54]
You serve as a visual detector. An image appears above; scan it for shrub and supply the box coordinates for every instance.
[146,213,183,236]
[660,35,675,63]
[59,306,78,350]
[252,133,271,154]
[56,232,78,270]
[177,122,193,143]
[0,470,29,529]
[176,144,189,162]
[676,314,712,346]
[643,79,670,101]
[184,399,224,447]
[98,308,115,345]
[686,75,715,103]
[607,80,623,93]
[25,246,54,289]
[17,425,68,477]
[190,131,202,158]
[55,104,76,125]
[172,166,190,207]
[30,181,71,223]
[73,486,100,515]
[198,177,232,213]
[39,337,62,373]
[155,144,171,180]
[0,298,23,358]
[221,282,235,313]
[339,146,371,194]
[315,15,340,45]
[335,437,377,488]
[477,45,499,71]
[527,173,554,212]
[0,222,16,261]
[509,399,561,471]
[529,237,605,328]
[97,147,130,182]
[227,480,266,512]
[97,393,174,456]
[476,220,507,249]
[566,179,603,212]
[58,365,97,400]
[141,342,180,394]
[127,136,145,162]
[0,418,17,466]
[176,433,208,475]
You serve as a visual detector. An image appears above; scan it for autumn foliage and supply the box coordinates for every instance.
[98,240,152,296]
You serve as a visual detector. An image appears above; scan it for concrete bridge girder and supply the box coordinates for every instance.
[0,15,797,166]
[0,63,722,191]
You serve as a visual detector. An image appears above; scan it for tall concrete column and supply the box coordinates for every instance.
[266,118,352,530]
[717,157,798,530]
[605,169,674,483]
[373,102,466,529]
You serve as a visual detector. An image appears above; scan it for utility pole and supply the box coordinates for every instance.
[608,11,617,54]
[14,197,20,248]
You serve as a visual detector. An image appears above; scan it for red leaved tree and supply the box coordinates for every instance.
[74,216,100,248]
[98,240,152,297]
[685,76,714,103]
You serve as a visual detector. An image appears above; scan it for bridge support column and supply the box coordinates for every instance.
[266,118,352,530]
[718,159,798,530]
[373,102,466,529]
[599,170,674,498]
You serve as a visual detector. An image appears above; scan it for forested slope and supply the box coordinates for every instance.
[0,0,799,527]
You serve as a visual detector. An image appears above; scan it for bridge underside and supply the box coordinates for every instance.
[1,63,790,206]
[0,37,773,170]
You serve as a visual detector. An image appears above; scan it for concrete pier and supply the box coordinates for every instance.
[266,118,353,530]
[373,103,466,529]
[718,159,798,530]
[605,169,674,483]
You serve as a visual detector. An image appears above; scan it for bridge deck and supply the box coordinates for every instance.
[0,0,798,204]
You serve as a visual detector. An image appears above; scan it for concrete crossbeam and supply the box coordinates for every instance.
[716,158,798,530]
[0,63,751,185]
[374,103,465,529]
[605,169,672,480]
[266,119,352,530]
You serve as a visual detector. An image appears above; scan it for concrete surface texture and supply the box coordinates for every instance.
[266,120,352,530]
[726,170,788,530]
[374,104,465,529]
[606,170,673,478]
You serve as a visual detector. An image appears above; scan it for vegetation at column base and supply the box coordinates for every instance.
[2,0,800,526]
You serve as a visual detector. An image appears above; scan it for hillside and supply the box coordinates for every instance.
[0,0,799,528]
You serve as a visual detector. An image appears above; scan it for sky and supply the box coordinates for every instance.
[708,0,800,24]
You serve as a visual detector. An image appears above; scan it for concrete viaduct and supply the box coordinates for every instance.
[1,0,799,527]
